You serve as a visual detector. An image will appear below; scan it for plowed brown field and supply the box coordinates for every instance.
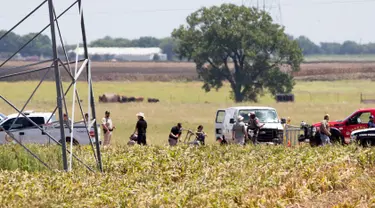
[2,60,375,81]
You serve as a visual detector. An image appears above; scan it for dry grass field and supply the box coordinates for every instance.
[2,60,375,81]
[0,80,374,146]
[0,80,375,207]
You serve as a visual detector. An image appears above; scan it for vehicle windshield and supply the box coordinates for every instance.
[343,110,359,122]
[239,109,279,123]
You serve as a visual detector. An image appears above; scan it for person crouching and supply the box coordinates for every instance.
[189,125,207,146]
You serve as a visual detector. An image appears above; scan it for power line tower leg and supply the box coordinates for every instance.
[48,0,68,171]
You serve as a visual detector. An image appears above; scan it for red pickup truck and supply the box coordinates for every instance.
[309,108,375,145]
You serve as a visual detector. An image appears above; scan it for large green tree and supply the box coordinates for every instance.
[172,4,303,102]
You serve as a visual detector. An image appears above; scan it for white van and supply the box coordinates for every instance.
[215,106,285,144]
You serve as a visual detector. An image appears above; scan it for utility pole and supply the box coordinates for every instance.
[78,0,103,172]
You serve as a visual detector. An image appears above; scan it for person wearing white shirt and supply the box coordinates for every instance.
[102,111,115,146]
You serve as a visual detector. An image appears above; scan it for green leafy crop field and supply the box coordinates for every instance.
[1,145,375,207]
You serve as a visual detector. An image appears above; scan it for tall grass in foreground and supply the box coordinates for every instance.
[0,144,375,207]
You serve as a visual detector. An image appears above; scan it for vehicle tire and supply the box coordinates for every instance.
[329,129,345,145]
[360,139,372,147]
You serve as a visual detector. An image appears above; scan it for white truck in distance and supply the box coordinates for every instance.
[0,111,101,145]
[215,106,285,144]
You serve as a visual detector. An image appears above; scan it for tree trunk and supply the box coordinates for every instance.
[232,56,244,102]
[233,84,243,103]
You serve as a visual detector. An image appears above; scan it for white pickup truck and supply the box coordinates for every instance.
[0,111,101,145]
[215,106,285,144]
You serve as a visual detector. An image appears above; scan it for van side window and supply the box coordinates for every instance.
[216,110,225,123]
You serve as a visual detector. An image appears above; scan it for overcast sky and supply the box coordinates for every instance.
[1,0,374,45]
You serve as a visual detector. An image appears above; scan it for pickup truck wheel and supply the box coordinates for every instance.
[329,129,345,145]
[361,139,372,147]
[330,135,345,145]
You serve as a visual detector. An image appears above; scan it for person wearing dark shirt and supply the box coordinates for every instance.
[133,112,147,145]
[189,125,207,146]
[169,123,182,146]
[368,115,375,128]
[195,125,207,145]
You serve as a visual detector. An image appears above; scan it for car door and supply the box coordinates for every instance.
[215,110,225,139]
[223,109,237,142]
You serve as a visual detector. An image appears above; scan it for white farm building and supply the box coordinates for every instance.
[68,47,167,61]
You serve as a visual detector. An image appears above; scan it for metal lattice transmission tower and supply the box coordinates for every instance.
[0,0,102,172]
[241,0,283,26]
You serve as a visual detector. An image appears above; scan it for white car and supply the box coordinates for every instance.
[0,111,101,145]
[215,106,285,144]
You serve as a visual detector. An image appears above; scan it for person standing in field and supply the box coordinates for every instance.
[63,113,71,127]
[319,114,331,146]
[102,111,115,146]
[168,123,183,146]
[232,115,247,146]
[84,113,89,123]
[134,112,147,145]
[368,115,375,128]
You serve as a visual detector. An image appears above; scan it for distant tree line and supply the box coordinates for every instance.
[0,30,53,58]
[292,35,375,55]
[1,29,375,61]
